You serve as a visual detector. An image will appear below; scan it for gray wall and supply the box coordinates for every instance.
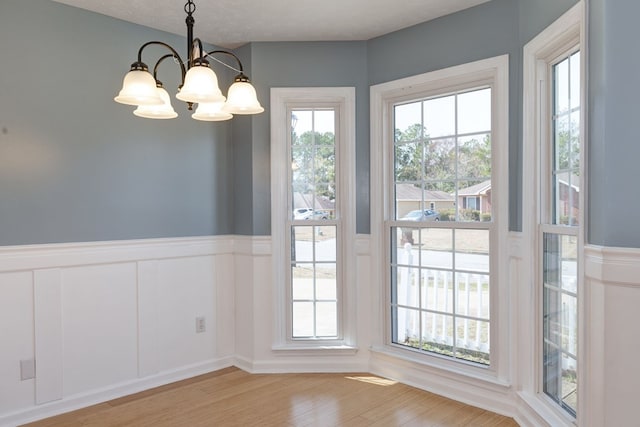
[0,0,234,245]
[4,0,605,246]
[588,0,640,247]
[519,0,580,45]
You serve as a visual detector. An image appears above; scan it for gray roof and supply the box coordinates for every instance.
[293,192,335,210]
[457,180,492,196]
[395,183,454,201]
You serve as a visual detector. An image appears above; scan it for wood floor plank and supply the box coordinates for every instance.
[21,367,518,427]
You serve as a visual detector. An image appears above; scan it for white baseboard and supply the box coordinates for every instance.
[368,347,515,420]
[1,357,234,427]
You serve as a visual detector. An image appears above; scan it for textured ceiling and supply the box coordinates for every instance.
[51,0,491,48]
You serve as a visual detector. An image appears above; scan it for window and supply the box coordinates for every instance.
[541,50,580,417]
[371,56,508,372]
[290,108,338,338]
[271,88,356,348]
[465,196,480,211]
[392,87,493,364]
[523,3,583,421]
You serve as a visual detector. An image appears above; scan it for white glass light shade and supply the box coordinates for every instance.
[221,81,264,114]
[114,70,163,106]
[192,102,233,121]
[133,87,178,119]
[175,65,225,104]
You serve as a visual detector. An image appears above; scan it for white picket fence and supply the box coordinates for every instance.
[395,245,490,355]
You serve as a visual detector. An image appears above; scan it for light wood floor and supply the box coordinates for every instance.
[23,367,518,426]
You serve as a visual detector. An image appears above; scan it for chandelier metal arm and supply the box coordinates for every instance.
[136,41,186,76]
[153,54,186,86]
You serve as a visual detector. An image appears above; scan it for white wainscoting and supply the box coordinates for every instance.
[582,245,640,427]
[3,235,638,427]
[0,237,236,427]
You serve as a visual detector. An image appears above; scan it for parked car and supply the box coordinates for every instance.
[294,208,329,220]
[401,209,440,221]
[294,208,312,219]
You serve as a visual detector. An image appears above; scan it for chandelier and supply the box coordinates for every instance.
[114,0,263,121]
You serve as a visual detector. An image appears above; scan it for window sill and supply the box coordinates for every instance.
[370,345,510,390]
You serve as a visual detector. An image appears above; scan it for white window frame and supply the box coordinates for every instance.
[271,87,357,351]
[370,55,509,381]
[522,2,585,425]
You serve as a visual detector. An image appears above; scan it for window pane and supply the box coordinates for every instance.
[456,274,490,319]
[314,226,336,261]
[421,312,455,355]
[456,319,490,365]
[457,88,491,134]
[394,102,422,142]
[560,235,577,293]
[419,228,453,269]
[569,52,580,110]
[422,269,453,313]
[316,263,336,300]
[424,95,455,138]
[391,265,409,306]
[458,134,491,180]
[292,264,314,300]
[292,226,313,262]
[424,138,456,180]
[314,110,335,138]
[292,110,313,139]
[457,180,491,222]
[455,229,490,272]
[315,145,335,187]
[292,302,314,337]
[570,110,580,170]
[554,172,578,226]
[395,142,422,182]
[424,182,456,221]
[316,302,337,336]
[543,232,578,416]
[394,307,420,346]
[554,58,570,115]
[395,183,421,220]
[555,114,570,171]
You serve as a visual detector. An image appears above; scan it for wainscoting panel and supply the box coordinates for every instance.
[0,271,35,416]
[0,237,235,427]
[33,269,63,405]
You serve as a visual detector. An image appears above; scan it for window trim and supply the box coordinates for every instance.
[270,87,357,351]
[370,55,509,381]
[522,2,585,425]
